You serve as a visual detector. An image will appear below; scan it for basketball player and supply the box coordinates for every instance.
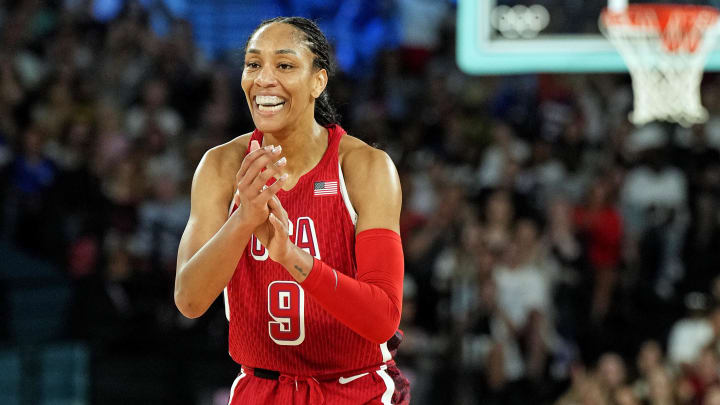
[174,17,410,405]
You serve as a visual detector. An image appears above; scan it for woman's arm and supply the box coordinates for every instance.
[174,140,286,318]
[262,144,403,343]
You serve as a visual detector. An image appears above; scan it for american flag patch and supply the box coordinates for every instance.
[313,181,338,196]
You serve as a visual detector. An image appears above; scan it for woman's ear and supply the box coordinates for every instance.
[312,68,328,99]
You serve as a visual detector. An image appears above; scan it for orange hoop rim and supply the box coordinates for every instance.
[601,4,720,53]
[601,4,720,30]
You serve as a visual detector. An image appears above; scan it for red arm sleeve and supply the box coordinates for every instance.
[300,228,403,344]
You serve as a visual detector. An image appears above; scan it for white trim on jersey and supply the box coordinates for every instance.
[227,369,246,405]
[223,287,230,321]
[376,364,396,405]
[225,199,234,323]
[338,162,358,226]
[380,341,392,362]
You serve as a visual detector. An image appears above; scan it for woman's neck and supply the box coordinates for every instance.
[261,119,329,181]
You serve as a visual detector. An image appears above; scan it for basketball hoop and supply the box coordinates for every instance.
[600,4,720,127]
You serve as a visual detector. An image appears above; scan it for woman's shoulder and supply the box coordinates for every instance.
[338,132,367,154]
[199,132,254,175]
[338,132,399,197]
[190,133,253,196]
[337,130,401,228]
[338,133,391,170]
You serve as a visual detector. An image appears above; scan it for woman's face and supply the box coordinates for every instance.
[242,23,327,134]
[486,191,512,224]
[636,340,662,374]
[648,369,672,399]
[589,180,608,206]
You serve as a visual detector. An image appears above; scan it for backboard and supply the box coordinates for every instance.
[457,0,720,74]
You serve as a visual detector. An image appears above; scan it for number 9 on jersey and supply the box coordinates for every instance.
[267,281,306,346]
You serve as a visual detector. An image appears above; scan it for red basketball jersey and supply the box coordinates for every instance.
[225,124,393,376]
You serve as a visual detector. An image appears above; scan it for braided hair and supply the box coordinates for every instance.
[245,17,340,127]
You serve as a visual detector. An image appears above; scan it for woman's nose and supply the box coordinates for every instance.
[255,66,277,87]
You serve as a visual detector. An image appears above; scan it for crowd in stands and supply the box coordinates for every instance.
[4,1,720,404]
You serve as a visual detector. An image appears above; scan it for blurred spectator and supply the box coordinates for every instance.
[545,196,583,364]
[406,181,463,332]
[574,175,623,322]
[621,124,689,299]
[705,386,720,405]
[546,196,581,278]
[678,346,720,405]
[555,363,610,405]
[0,55,24,138]
[493,218,553,381]
[129,165,189,274]
[398,166,427,246]
[477,121,530,190]
[519,138,567,213]
[93,101,131,177]
[596,352,629,402]
[631,340,666,401]
[72,238,143,346]
[614,385,641,405]
[397,276,441,405]
[125,77,183,140]
[555,352,628,405]
[667,294,716,369]
[31,80,74,140]
[4,125,57,253]
[481,188,515,253]
[646,367,675,405]
[461,276,524,400]
[682,148,720,293]
[101,156,144,235]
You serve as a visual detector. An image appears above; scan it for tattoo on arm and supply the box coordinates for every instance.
[293,265,307,276]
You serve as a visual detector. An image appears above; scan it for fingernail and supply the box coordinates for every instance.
[276,157,287,166]
[279,173,288,180]
[273,145,282,153]
[264,145,274,151]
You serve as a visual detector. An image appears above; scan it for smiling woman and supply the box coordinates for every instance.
[174,16,410,405]
[242,18,338,135]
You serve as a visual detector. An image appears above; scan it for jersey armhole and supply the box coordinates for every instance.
[338,162,358,226]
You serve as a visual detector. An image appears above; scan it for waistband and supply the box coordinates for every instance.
[240,360,395,382]
[239,361,395,405]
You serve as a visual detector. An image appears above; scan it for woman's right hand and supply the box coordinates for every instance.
[231,140,287,229]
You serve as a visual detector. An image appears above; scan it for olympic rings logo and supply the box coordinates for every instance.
[491,5,551,39]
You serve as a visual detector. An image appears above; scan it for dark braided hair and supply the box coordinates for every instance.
[245,17,340,127]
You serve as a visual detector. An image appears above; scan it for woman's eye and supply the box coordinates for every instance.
[245,62,260,69]
[278,63,293,70]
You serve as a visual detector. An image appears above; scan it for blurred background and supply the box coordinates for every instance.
[4,0,720,404]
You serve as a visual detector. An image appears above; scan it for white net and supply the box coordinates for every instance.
[601,6,720,127]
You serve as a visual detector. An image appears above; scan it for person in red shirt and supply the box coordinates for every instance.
[573,176,623,322]
[173,17,409,405]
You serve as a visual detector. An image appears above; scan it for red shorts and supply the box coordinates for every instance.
[228,363,410,405]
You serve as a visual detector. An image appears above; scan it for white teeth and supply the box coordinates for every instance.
[258,103,284,112]
[255,95,285,105]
